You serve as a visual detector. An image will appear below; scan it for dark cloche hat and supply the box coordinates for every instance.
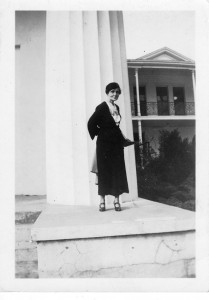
[105,82,121,95]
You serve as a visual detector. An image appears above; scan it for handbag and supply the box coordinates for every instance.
[120,129,135,147]
[123,138,135,147]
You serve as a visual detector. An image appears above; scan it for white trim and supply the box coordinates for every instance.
[132,115,195,121]
[128,63,195,71]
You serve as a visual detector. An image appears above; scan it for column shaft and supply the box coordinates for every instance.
[46,12,75,204]
[138,121,142,142]
[69,12,91,205]
[108,11,138,202]
[97,11,114,97]
[135,68,141,117]
[138,120,144,168]
[192,70,196,102]
[116,12,138,201]
[83,11,103,205]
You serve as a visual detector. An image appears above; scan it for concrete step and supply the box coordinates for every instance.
[15,211,41,225]
[15,195,46,213]
[15,224,39,278]
[16,224,32,241]
[16,260,38,278]
[15,247,38,262]
[16,240,37,251]
[15,224,37,250]
[15,195,45,279]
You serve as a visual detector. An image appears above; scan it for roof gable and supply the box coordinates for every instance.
[149,53,183,61]
[136,47,194,63]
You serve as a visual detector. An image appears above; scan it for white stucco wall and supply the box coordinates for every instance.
[15,11,46,195]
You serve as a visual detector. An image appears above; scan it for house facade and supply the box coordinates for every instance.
[15,11,196,199]
[127,47,195,157]
[15,12,195,279]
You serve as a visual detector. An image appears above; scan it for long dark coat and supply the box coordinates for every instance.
[88,101,129,196]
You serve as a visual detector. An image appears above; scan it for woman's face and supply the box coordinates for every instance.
[107,88,120,102]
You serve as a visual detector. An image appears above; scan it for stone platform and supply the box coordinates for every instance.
[31,199,195,278]
[15,195,47,278]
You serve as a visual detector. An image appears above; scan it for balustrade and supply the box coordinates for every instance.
[131,101,195,117]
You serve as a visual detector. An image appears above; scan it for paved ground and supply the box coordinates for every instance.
[15,195,47,278]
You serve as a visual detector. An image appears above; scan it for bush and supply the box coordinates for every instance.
[136,129,195,211]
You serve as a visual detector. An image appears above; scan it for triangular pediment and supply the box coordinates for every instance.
[135,47,194,63]
[149,53,183,61]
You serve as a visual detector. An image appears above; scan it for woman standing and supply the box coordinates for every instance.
[88,82,130,212]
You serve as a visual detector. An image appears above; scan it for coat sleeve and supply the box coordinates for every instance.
[87,106,101,140]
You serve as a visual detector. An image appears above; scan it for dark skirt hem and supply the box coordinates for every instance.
[98,189,129,197]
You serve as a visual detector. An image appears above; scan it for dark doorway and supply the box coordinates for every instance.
[139,86,147,116]
[173,87,185,115]
[156,87,169,115]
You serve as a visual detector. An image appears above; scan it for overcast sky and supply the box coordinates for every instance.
[123,11,195,60]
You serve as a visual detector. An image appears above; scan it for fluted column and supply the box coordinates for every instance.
[83,11,103,205]
[45,12,75,205]
[97,11,114,95]
[116,12,138,202]
[45,11,138,205]
[69,12,91,205]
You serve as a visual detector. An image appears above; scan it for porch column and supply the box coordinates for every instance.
[134,68,143,149]
[138,121,142,143]
[97,11,114,94]
[138,121,143,168]
[191,69,196,102]
[135,68,141,116]
[83,12,103,206]
[45,11,138,205]
[45,12,76,205]
[109,11,138,202]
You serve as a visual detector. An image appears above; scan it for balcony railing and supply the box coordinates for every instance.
[131,101,195,117]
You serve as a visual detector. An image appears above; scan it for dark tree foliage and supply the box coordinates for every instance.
[154,129,195,184]
[136,129,195,211]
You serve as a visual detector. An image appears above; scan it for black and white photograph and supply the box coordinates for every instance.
[1,0,209,294]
